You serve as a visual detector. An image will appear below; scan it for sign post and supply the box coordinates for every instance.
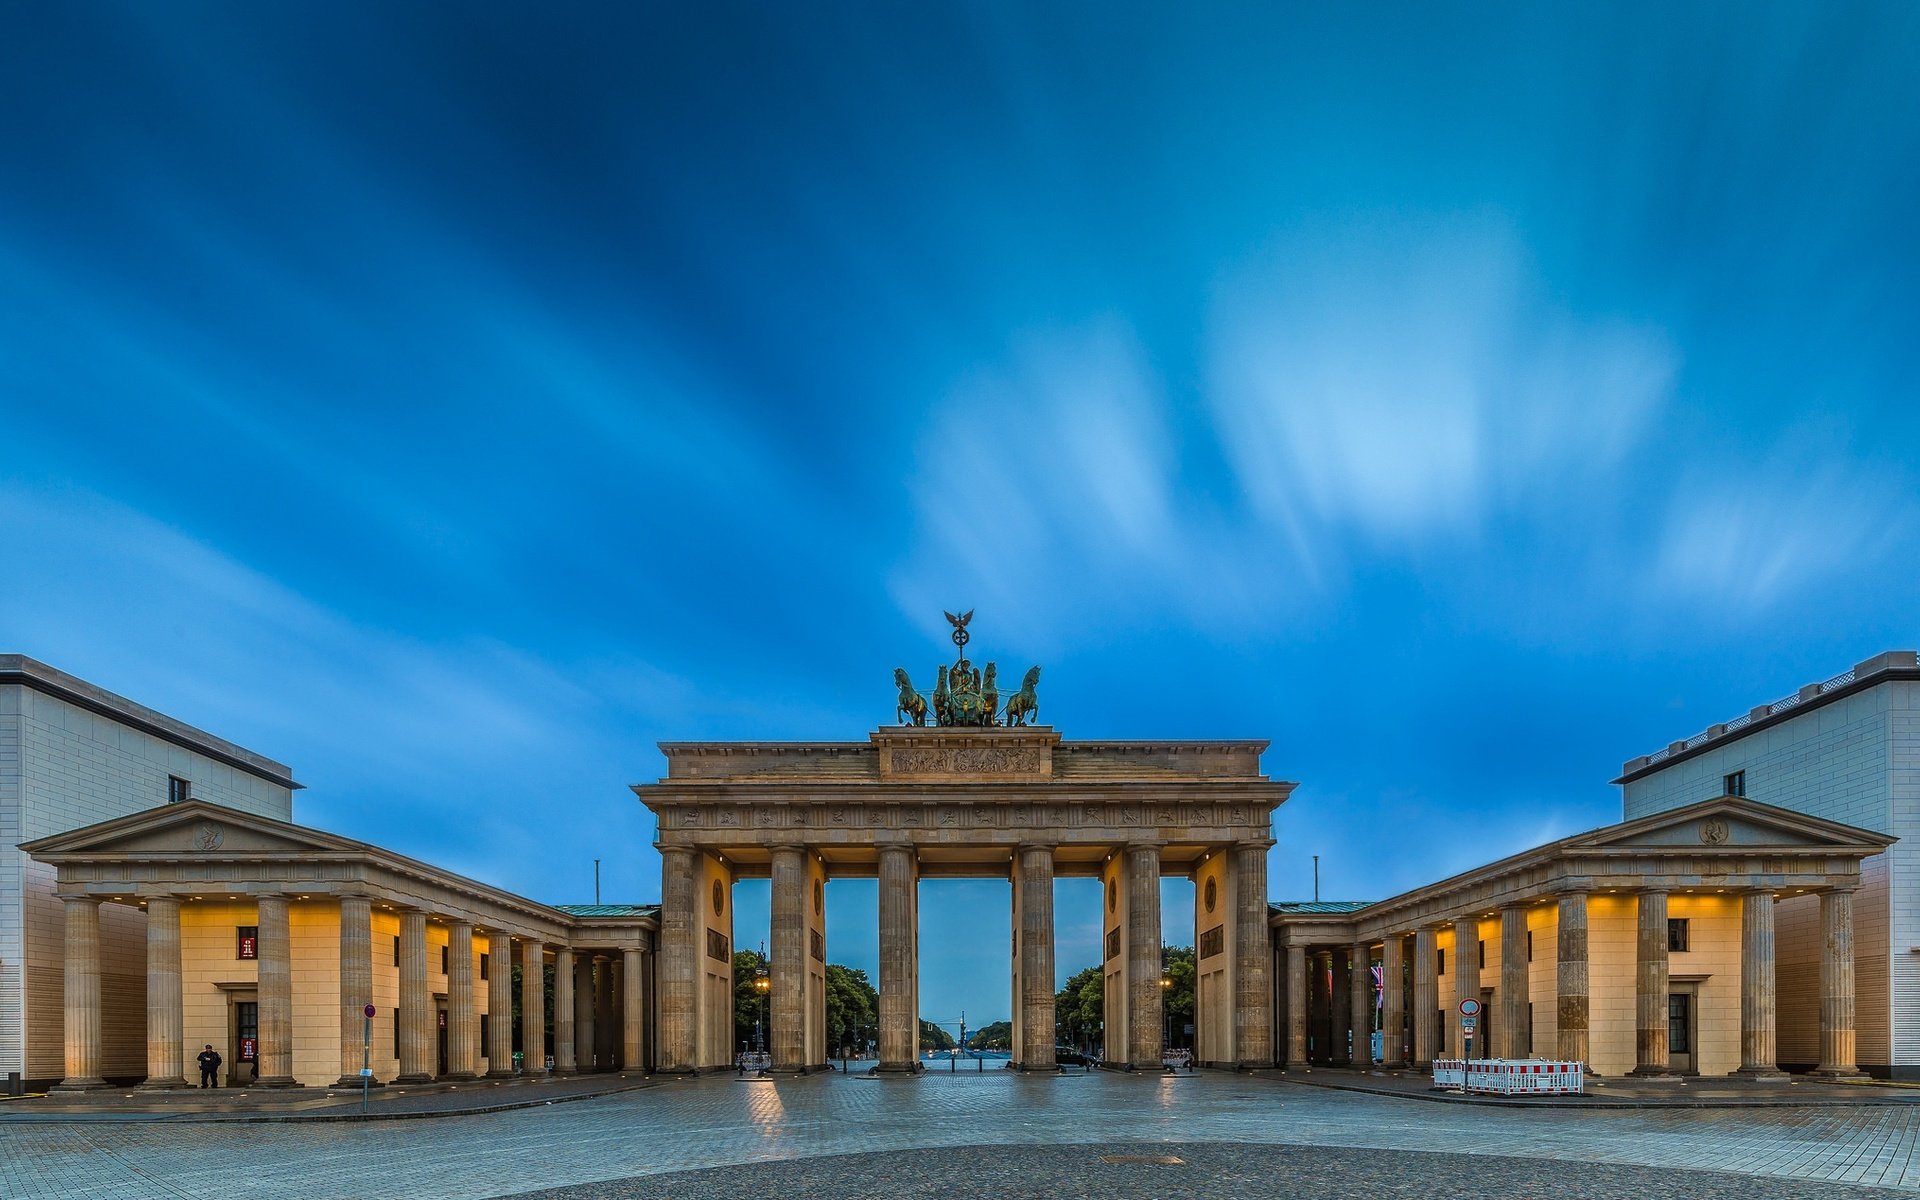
[1458,997,1481,1064]
[362,1004,376,1113]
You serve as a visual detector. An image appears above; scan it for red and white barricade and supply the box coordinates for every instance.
[1434,1059,1584,1095]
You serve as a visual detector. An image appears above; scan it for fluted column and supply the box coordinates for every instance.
[1233,840,1274,1067]
[1632,890,1671,1075]
[770,844,808,1070]
[553,948,577,1074]
[623,948,645,1071]
[333,896,374,1087]
[142,896,186,1088]
[1557,893,1589,1066]
[1815,887,1861,1078]
[1498,906,1529,1059]
[656,847,698,1072]
[573,954,596,1072]
[520,940,545,1073]
[1412,926,1438,1068]
[877,842,919,1071]
[255,894,296,1086]
[396,908,432,1082]
[1017,843,1057,1070]
[443,921,478,1078]
[1734,890,1782,1077]
[56,896,105,1090]
[1349,942,1372,1066]
[487,935,516,1077]
[1381,934,1407,1068]
[1330,949,1351,1063]
[1285,942,1308,1067]
[1126,842,1164,1068]
[1452,918,1480,1057]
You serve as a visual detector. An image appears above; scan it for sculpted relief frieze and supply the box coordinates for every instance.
[887,747,1043,776]
[659,797,1273,845]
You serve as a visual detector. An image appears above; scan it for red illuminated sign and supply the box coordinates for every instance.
[240,1037,257,1062]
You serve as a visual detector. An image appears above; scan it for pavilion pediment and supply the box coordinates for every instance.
[19,799,361,859]
[1567,797,1891,855]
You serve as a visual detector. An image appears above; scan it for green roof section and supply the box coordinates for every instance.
[556,903,660,918]
[1269,900,1374,915]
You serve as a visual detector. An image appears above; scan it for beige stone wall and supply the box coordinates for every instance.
[1778,891,1821,1067]
[1101,855,1128,1063]
[1667,894,1739,1075]
[1587,894,1638,1076]
[1527,901,1559,1057]
[697,853,734,1068]
[372,908,401,1079]
[1435,926,1456,1057]
[1192,852,1233,1063]
[805,855,827,1066]
[182,901,256,1084]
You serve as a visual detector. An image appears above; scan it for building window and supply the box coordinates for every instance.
[441,946,449,975]
[1478,940,1486,970]
[393,1009,400,1050]
[393,935,401,966]
[168,775,191,804]
[480,952,490,981]
[480,1013,490,1050]
[1668,918,1690,953]
[1526,931,1533,963]
[1436,948,1445,975]
[236,1001,258,1062]
[237,926,259,960]
[1724,770,1745,798]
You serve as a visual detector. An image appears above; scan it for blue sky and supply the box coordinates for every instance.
[4,3,1918,1032]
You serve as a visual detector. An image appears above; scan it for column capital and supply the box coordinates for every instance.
[768,842,806,855]
[657,844,698,861]
[1015,840,1057,854]
[1824,882,1860,896]
[1234,838,1276,852]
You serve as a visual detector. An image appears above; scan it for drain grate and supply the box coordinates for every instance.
[1100,1155,1185,1165]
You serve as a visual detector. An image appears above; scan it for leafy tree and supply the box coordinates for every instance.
[919,1018,956,1051]
[825,963,878,1055]
[1162,945,1196,1050]
[1054,965,1104,1051]
[732,949,769,1052]
[967,1020,1012,1051]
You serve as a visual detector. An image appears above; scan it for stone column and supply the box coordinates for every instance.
[877,842,919,1071]
[553,948,577,1074]
[141,896,186,1088]
[1126,843,1164,1068]
[1815,887,1862,1078]
[1381,933,1407,1068]
[623,948,645,1071]
[770,844,808,1070]
[396,908,433,1083]
[1016,843,1057,1070]
[1330,949,1351,1064]
[255,894,297,1086]
[1734,890,1782,1077]
[1632,890,1671,1076]
[656,847,699,1072]
[1233,840,1275,1067]
[333,896,374,1088]
[1349,942,1372,1066]
[600,956,619,1069]
[487,935,516,1077]
[573,954,597,1072]
[1452,918,1480,1057]
[1285,942,1308,1068]
[1412,926,1438,1068]
[56,896,105,1090]
[1557,893,1589,1066]
[1498,905,1529,1059]
[444,921,478,1078]
[520,940,545,1073]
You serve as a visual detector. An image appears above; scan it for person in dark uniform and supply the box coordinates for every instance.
[197,1044,222,1088]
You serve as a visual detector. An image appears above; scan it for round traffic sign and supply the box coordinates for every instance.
[1458,998,1481,1017]
[364,1004,377,1019]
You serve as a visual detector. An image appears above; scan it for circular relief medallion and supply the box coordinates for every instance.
[192,823,224,852]
[1204,877,1218,914]
[711,879,725,916]
[1107,879,1117,913]
[1700,817,1730,846]
[813,879,824,915]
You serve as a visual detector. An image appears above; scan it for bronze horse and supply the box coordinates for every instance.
[1002,665,1041,726]
[893,668,929,726]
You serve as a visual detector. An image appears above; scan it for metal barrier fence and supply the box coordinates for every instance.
[1432,1059,1584,1096]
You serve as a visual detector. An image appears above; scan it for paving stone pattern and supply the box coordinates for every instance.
[9,1071,1920,1199]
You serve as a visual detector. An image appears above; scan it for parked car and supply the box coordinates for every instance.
[1054,1045,1096,1066]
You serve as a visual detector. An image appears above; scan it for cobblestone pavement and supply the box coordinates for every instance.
[9,1071,1920,1199]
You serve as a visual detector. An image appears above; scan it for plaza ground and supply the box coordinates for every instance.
[9,1071,1920,1198]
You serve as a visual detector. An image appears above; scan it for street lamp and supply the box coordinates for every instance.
[1159,974,1173,1061]
[753,963,770,1053]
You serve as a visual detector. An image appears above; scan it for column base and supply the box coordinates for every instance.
[332,1076,386,1088]
[873,1062,924,1073]
[1729,1065,1789,1081]
[484,1069,517,1079]
[252,1076,303,1088]
[441,1071,479,1081]
[139,1077,190,1090]
[1810,1067,1869,1081]
[393,1073,434,1084]
[53,1078,108,1091]
[1628,1065,1681,1079]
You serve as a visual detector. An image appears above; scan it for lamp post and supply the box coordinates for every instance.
[1160,974,1173,1068]
[753,963,769,1053]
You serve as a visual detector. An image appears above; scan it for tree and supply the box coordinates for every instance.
[968,1020,1012,1051]
[1054,965,1103,1051]
[919,1018,955,1051]
[1162,945,1196,1050]
[825,964,878,1056]
[732,949,769,1052]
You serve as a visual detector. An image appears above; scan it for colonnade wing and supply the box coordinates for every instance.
[637,729,1295,1073]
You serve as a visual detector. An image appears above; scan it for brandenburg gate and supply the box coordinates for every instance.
[636,614,1295,1072]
